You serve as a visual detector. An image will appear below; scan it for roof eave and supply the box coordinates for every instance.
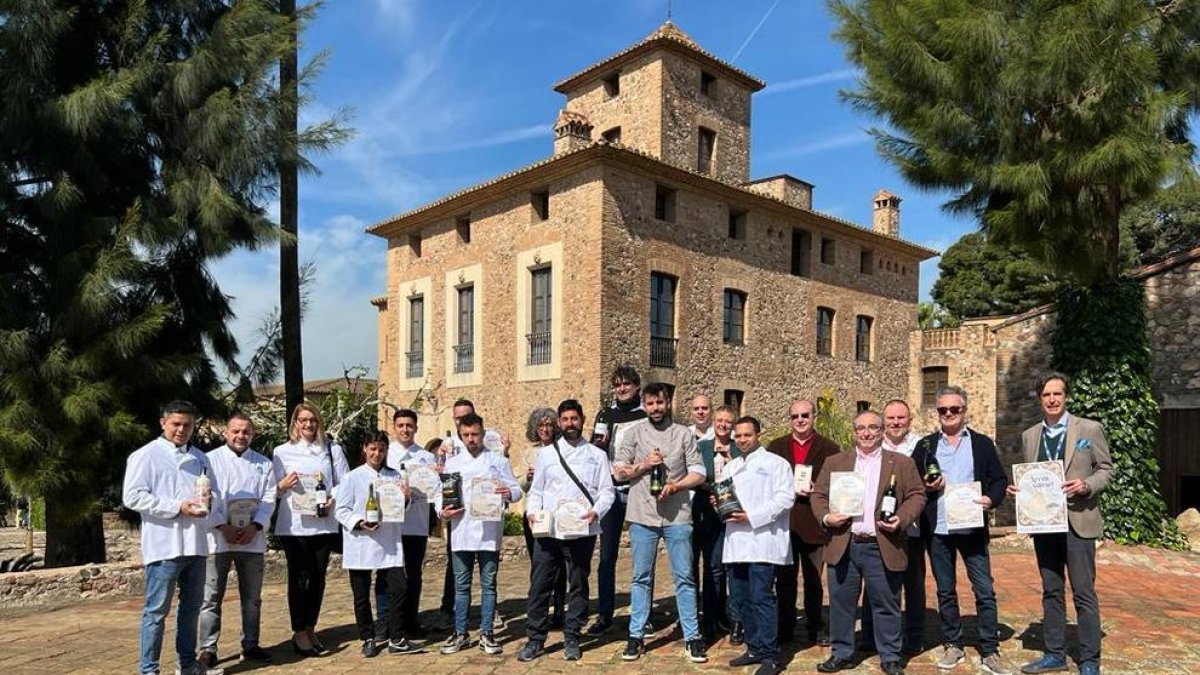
[552,38,765,94]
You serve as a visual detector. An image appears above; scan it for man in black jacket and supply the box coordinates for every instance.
[912,387,1013,675]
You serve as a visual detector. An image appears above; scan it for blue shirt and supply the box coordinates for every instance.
[934,428,975,535]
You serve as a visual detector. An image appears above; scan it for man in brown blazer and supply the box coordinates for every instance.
[813,411,925,675]
[767,399,840,646]
[1010,373,1112,675]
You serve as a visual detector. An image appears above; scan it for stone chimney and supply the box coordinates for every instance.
[553,109,594,155]
[872,189,901,237]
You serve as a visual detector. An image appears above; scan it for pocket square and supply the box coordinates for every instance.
[1075,438,1091,451]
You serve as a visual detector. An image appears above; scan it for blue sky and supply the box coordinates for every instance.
[211,0,979,381]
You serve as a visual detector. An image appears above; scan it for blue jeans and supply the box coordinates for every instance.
[628,522,700,641]
[140,555,207,674]
[928,531,999,654]
[729,562,779,660]
[596,490,627,622]
[451,549,499,635]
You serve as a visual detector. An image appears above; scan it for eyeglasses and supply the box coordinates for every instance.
[789,412,812,420]
[854,424,882,432]
[936,406,964,416]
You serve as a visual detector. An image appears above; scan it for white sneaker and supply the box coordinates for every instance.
[937,645,966,670]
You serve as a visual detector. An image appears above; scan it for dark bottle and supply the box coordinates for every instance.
[924,453,942,483]
[649,463,667,497]
[314,471,329,517]
[880,474,898,521]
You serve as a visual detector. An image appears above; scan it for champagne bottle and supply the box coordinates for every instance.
[314,471,328,517]
[365,483,381,525]
[649,463,667,497]
[924,453,942,483]
[880,474,898,521]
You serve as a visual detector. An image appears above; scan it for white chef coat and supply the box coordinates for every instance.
[445,428,507,457]
[722,445,795,565]
[123,437,226,565]
[387,441,438,537]
[526,438,615,539]
[205,445,276,554]
[335,464,405,570]
[442,447,522,552]
[271,438,349,537]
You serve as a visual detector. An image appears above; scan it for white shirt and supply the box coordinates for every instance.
[722,446,795,565]
[387,441,438,537]
[445,428,507,457]
[206,445,276,554]
[442,447,522,552]
[526,438,615,539]
[271,438,349,537]
[335,464,406,570]
[123,437,225,565]
[851,446,884,536]
[689,424,716,442]
[883,432,922,537]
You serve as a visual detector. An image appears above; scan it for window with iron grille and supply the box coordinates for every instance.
[406,295,424,378]
[649,272,678,368]
[455,285,474,373]
[528,267,552,365]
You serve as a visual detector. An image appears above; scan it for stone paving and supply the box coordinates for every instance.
[2,539,1199,674]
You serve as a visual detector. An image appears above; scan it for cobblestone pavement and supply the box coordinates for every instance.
[2,541,1198,674]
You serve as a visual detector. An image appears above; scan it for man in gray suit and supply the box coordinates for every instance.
[1010,373,1113,675]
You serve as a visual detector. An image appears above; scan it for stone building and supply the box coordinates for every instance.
[908,246,1200,517]
[368,22,935,457]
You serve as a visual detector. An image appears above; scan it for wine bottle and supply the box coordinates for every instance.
[365,483,381,525]
[649,463,667,497]
[314,471,328,517]
[880,474,898,521]
[924,453,942,483]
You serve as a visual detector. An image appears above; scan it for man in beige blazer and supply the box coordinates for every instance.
[1010,373,1112,675]
[813,411,925,675]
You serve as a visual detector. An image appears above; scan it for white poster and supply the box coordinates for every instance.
[945,481,985,530]
[1014,461,1069,535]
[829,471,866,517]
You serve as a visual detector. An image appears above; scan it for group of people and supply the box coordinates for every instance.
[123,366,1112,675]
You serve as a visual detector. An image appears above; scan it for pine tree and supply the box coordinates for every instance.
[831,0,1199,546]
[0,0,343,565]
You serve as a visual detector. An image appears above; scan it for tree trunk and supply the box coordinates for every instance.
[279,0,303,421]
[43,493,106,567]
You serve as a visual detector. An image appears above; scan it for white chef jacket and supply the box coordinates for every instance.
[206,445,276,554]
[123,437,226,565]
[445,428,507,457]
[335,464,405,570]
[387,441,438,537]
[526,438,615,539]
[722,446,795,565]
[442,447,522,552]
[271,438,349,537]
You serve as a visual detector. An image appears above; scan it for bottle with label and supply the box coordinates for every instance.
[314,471,329,517]
[924,453,942,484]
[649,463,667,497]
[365,483,381,526]
[880,474,898,521]
[194,468,211,516]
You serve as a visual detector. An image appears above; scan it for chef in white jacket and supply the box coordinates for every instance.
[123,400,225,675]
[383,408,440,636]
[335,430,420,657]
[438,413,522,656]
[198,413,276,667]
[517,399,615,663]
[721,415,795,675]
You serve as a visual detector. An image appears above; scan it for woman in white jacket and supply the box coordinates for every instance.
[336,431,420,657]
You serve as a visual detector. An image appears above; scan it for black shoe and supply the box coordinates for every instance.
[563,640,582,661]
[685,639,708,663]
[754,662,784,675]
[387,638,422,654]
[311,638,330,656]
[621,638,645,661]
[817,656,856,673]
[361,639,380,658]
[516,640,545,662]
[586,619,613,637]
[240,646,272,662]
[810,629,831,647]
[550,611,565,629]
[730,652,764,667]
[881,660,906,675]
[729,621,746,646]
[291,640,320,658]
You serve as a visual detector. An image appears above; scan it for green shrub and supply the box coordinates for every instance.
[503,510,524,537]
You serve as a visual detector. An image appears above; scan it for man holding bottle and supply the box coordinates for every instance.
[386,408,439,638]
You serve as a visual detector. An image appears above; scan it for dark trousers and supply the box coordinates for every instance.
[349,567,407,642]
[692,508,728,637]
[596,491,627,622]
[378,535,428,628]
[526,536,597,643]
[776,533,825,640]
[278,534,337,632]
[862,535,926,651]
[829,540,903,663]
[523,519,566,616]
[440,534,454,614]
[729,562,780,661]
[928,531,999,654]
[1034,528,1101,665]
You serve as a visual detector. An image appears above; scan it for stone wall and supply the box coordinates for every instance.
[658,50,752,183]
[564,51,664,158]
[1144,255,1200,408]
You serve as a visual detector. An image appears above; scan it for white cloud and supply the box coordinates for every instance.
[764,130,872,159]
[761,68,858,96]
